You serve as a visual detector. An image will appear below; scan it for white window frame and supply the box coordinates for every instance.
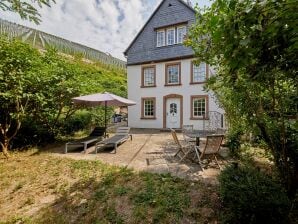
[156,30,165,47]
[143,98,155,118]
[192,62,207,83]
[166,27,175,45]
[166,63,180,85]
[177,26,187,44]
[191,96,208,119]
[143,67,155,87]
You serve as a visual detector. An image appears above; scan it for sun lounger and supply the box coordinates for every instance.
[95,127,132,153]
[65,127,106,154]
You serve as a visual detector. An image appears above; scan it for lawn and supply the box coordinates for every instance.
[0,150,220,223]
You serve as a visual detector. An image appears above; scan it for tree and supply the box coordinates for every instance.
[0,0,55,24]
[25,48,81,137]
[0,38,79,158]
[0,36,42,158]
[0,36,127,157]
[186,0,297,196]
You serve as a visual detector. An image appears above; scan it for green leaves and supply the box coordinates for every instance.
[0,0,55,24]
[187,0,298,195]
[0,35,127,151]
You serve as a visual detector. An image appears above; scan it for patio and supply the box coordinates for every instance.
[54,129,230,184]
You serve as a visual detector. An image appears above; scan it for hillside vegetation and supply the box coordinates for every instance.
[0,36,126,153]
[0,18,126,69]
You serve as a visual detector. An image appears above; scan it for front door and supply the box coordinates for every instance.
[166,98,180,129]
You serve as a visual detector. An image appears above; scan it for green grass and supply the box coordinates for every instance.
[0,150,220,223]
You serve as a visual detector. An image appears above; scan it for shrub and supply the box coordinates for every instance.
[226,128,243,155]
[62,110,93,135]
[12,118,55,149]
[219,165,290,224]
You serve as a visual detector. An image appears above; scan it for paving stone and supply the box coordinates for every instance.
[147,158,167,165]
[54,129,223,183]
[146,164,169,174]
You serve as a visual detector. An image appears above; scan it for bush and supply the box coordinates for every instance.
[12,119,55,149]
[226,128,243,154]
[219,165,290,224]
[62,110,93,135]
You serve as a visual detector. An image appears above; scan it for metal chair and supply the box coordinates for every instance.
[65,127,106,153]
[95,127,132,153]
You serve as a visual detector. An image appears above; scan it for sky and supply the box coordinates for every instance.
[0,0,212,61]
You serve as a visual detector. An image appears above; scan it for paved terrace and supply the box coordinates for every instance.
[53,129,230,185]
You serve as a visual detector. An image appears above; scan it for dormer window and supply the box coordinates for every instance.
[177,26,187,44]
[157,30,165,47]
[156,23,187,47]
[166,28,175,45]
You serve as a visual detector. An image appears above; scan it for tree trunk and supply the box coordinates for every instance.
[1,139,10,159]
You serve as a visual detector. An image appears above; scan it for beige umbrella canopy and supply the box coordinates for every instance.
[72,92,136,130]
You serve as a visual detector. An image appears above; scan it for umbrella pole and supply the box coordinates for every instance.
[105,101,107,137]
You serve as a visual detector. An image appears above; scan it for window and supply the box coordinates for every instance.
[142,98,156,119]
[170,103,177,114]
[167,28,175,45]
[157,30,165,47]
[191,96,208,119]
[142,66,156,87]
[155,23,187,47]
[191,62,207,83]
[165,63,181,85]
[177,26,186,44]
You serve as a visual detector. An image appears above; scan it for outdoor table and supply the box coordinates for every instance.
[185,130,216,146]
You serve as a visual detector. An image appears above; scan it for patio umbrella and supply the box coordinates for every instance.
[72,92,136,131]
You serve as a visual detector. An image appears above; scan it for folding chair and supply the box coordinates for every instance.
[194,134,224,170]
[182,125,195,143]
[171,129,195,161]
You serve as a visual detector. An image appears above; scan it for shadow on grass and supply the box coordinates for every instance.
[31,165,219,224]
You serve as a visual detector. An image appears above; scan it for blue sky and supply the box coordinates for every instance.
[0,0,212,60]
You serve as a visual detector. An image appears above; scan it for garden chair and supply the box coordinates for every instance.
[194,134,225,170]
[182,125,195,143]
[215,128,226,134]
[65,127,106,154]
[171,129,195,161]
[95,127,132,153]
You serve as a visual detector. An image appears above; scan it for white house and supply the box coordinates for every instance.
[124,0,224,130]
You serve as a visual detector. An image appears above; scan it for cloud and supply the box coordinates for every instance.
[0,0,211,61]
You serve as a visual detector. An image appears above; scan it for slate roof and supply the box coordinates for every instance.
[124,0,196,65]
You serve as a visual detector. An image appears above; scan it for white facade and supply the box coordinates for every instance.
[127,58,224,129]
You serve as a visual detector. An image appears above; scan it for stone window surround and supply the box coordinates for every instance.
[165,62,182,86]
[141,97,156,120]
[141,65,156,88]
[190,61,209,84]
[190,95,209,120]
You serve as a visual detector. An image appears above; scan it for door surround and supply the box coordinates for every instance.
[163,94,183,129]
